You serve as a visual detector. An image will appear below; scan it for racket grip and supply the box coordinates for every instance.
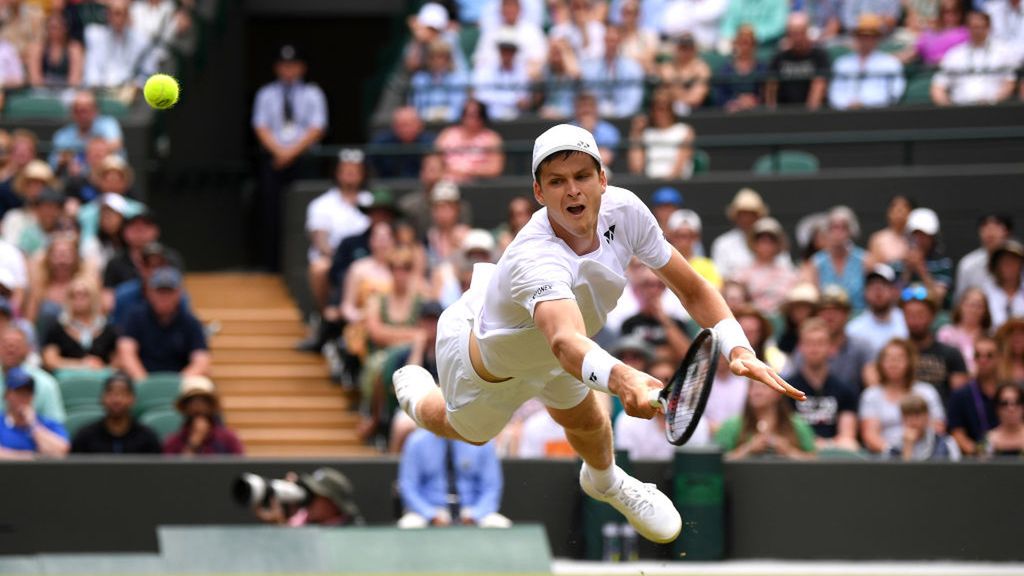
[648,389,663,408]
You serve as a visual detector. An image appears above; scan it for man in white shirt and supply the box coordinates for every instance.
[472,29,532,120]
[828,13,905,110]
[83,0,159,88]
[394,124,805,545]
[846,264,908,359]
[474,0,547,76]
[931,11,1017,106]
[711,188,791,279]
[661,0,729,50]
[983,0,1024,65]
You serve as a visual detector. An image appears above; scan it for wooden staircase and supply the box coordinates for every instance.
[185,273,378,457]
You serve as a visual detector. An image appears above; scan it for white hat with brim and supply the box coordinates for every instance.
[531,124,603,181]
[907,207,940,236]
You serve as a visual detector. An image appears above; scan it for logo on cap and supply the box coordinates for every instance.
[577,140,591,149]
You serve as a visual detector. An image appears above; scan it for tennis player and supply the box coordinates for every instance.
[395,124,805,543]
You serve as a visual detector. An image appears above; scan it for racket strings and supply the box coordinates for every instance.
[665,343,714,442]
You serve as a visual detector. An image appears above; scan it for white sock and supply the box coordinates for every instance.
[584,462,622,494]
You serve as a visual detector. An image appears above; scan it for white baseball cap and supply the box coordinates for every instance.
[417,2,449,30]
[531,124,603,180]
[462,228,496,255]
[667,209,702,232]
[907,207,939,236]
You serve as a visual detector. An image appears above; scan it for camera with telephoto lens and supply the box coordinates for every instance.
[232,473,312,508]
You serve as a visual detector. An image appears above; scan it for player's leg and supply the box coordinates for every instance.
[393,365,474,442]
[544,386,682,544]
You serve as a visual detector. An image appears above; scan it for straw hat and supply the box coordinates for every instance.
[726,188,768,220]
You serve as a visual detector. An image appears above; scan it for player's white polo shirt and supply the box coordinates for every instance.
[474,185,672,380]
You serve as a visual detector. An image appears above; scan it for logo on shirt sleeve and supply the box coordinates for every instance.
[603,224,616,243]
[529,284,553,302]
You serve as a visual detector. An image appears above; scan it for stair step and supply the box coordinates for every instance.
[197,308,301,322]
[213,322,306,337]
[216,380,341,396]
[209,350,323,365]
[244,445,380,457]
[209,335,303,350]
[212,365,329,379]
[227,411,360,428]
[222,396,350,411]
[237,428,362,445]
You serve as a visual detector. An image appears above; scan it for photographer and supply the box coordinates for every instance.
[250,468,364,527]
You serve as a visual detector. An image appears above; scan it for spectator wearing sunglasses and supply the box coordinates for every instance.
[983,383,1024,457]
[900,283,969,399]
[947,336,1000,456]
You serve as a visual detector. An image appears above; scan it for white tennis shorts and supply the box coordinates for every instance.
[436,264,590,443]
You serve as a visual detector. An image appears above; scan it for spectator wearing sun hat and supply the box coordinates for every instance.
[426,180,472,270]
[711,188,790,280]
[734,217,798,317]
[828,14,905,110]
[891,207,953,306]
[1,159,54,248]
[982,239,1024,331]
[404,2,467,74]
[163,375,244,455]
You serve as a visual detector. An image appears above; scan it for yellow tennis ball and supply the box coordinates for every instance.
[143,74,180,109]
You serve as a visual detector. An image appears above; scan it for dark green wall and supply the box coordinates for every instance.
[1,458,1021,561]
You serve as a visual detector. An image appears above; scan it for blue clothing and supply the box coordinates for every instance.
[946,380,997,444]
[410,70,469,123]
[455,0,487,24]
[581,56,644,119]
[77,195,145,241]
[574,119,622,157]
[48,117,124,167]
[399,429,503,522]
[370,129,436,179]
[111,279,192,327]
[610,0,670,31]
[0,415,67,452]
[841,0,901,31]
[251,80,329,148]
[120,304,207,374]
[713,61,768,107]
[541,72,579,118]
[812,246,868,312]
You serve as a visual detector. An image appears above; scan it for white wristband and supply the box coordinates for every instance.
[581,346,623,394]
[714,318,753,360]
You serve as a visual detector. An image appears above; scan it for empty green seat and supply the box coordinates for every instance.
[134,373,182,416]
[140,408,183,441]
[4,93,67,119]
[692,148,711,174]
[752,150,820,174]
[63,406,105,437]
[59,376,106,410]
[901,70,936,105]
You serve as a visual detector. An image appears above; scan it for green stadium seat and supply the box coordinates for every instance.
[139,408,183,441]
[58,374,107,410]
[98,97,130,117]
[63,406,105,437]
[902,69,936,105]
[55,367,113,385]
[752,150,820,174]
[134,373,182,416]
[458,25,480,62]
[4,93,67,120]
[699,50,729,73]
[693,148,711,174]
[826,43,852,63]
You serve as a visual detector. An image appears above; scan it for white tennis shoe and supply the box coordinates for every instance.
[580,465,682,544]
[393,365,436,426]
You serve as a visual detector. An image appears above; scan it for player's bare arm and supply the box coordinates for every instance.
[655,249,806,401]
[533,298,662,418]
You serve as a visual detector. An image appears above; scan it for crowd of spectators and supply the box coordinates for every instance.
[0,0,228,459]
[398,0,1023,131]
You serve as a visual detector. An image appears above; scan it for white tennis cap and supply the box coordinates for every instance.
[531,124,603,180]
[907,207,939,236]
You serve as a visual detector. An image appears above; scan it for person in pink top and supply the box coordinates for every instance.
[434,99,505,183]
[901,0,969,66]
[734,217,798,317]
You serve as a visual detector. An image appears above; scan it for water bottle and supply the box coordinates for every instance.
[620,523,639,562]
[601,522,621,562]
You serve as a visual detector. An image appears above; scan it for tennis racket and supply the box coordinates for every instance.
[647,328,720,446]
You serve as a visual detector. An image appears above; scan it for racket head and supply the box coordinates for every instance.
[660,328,720,446]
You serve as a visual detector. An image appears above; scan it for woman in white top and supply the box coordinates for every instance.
[627,88,695,180]
[860,338,946,453]
[982,239,1024,330]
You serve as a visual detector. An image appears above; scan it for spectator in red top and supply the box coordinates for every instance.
[164,375,244,455]
[434,99,505,183]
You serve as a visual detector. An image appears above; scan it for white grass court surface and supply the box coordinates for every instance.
[552,560,1024,576]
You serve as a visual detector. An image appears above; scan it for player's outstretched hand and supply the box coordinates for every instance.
[728,349,806,401]
[609,365,663,419]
